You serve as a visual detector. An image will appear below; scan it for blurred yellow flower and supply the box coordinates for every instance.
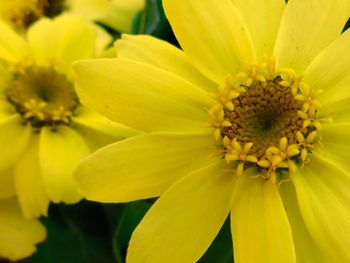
[0,15,138,219]
[74,0,350,262]
[0,198,46,261]
[0,0,144,32]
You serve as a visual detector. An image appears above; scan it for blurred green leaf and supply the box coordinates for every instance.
[343,18,350,32]
[199,217,234,263]
[112,201,152,263]
[132,0,178,45]
[22,201,118,263]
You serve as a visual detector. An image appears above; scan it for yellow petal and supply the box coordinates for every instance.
[304,29,350,106]
[232,0,285,59]
[0,19,29,62]
[27,18,54,63]
[116,34,216,92]
[98,0,145,33]
[279,182,325,262]
[162,0,254,83]
[75,131,217,202]
[0,168,15,198]
[127,160,235,263]
[73,59,211,133]
[98,46,116,58]
[67,0,110,21]
[231,171,296,263]
[39,125,90,204]
[318,98,350,124]
[274,0,350,73]
[292,153,350,261]
[0,115,31,172]
[68,0,144,33]
[0,198,46,261]
[28,15,95,69]
[14,135,50,218]
[319,123,350,171]
[72,107,140,149]
[93,25,113,56]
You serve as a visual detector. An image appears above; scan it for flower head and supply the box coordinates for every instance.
[0,0,144,33]
[0,15,138,219]
[74,0,350,262]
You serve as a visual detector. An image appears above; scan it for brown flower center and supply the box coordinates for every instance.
[6,66,78,128]
[222,77,304,159]
[0,0,66,30]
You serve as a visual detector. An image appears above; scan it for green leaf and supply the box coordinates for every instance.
[199,217,234,263]
[131,0,178,45]
[112,201,152,263]
[343,18,350,32]
[22,201,118,263]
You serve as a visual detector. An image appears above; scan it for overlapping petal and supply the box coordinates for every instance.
[0,20,29,62]
[39,126,90,204]
[115,34,216,92]
[14,136,49,218]
[231,171,295,263]
[74,59,213,133]
[162,0,254,83]
[73,107,140,149]
[127,160,235,263]
[28,15,95,70]
[232,0,285,60]
[75,131,217,202]
[304,29,350,109]
[0,198,46,261]
[279,182,324,262]
[98,0,145,33]
[274,0,350,73]
[318,123,350,171]
[292,153,350,261]
[0,115,31,172]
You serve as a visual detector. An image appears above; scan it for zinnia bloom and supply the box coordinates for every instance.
[0,0,144,33]
[0,15,137,219]
[74,0,350,262]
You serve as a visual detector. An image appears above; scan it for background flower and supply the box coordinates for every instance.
[0,0,144,33]
[0,15,138,222]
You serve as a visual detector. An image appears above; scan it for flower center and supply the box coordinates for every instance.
[222,77,303,159]
[0,0,66,30]
[6,66,78,128]
[209,58,329,183]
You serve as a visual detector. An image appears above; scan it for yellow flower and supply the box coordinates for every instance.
[0,197,46,261]
[0,15,138,219]
[0,0,144,33]
[74,0,350,262]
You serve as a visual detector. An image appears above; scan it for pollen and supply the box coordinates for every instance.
[6,66,78,128]
[209,58,326,183]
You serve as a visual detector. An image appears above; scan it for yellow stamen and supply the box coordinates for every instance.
[209,57,323,184]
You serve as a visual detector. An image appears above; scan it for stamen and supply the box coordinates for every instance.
[23,99,47,120]
[6,66,78,128]
[223,137,257,175]
[209,57,323,183]
[208,105,232,140]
